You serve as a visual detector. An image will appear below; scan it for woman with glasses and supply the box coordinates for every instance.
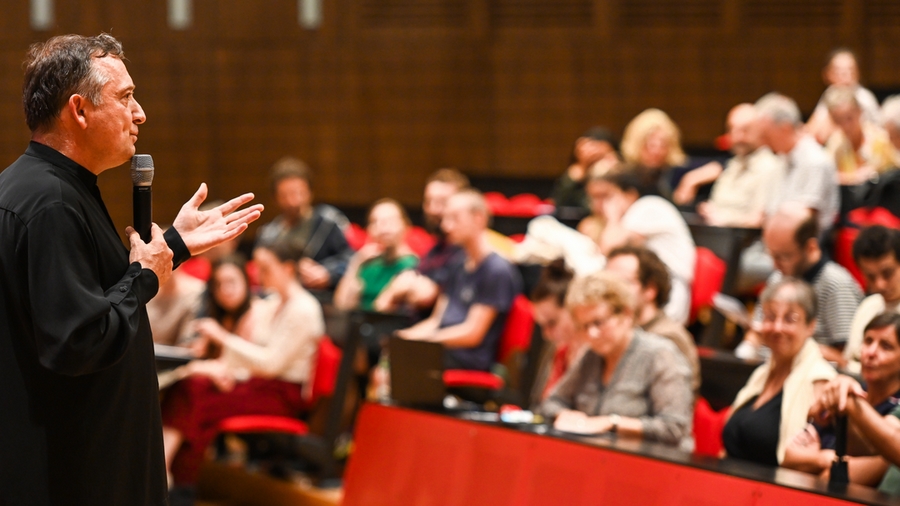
[537,271,693,448]
[723,277,837,466]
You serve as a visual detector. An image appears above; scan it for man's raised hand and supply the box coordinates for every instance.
[172,183,264,255]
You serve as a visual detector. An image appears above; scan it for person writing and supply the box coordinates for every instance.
[0,34,262,505]
[538,271,693,448]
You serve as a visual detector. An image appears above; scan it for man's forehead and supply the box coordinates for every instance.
[94,56,132,87]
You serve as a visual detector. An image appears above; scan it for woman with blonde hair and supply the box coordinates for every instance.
[620,108,688,199]
[538,270,693,447]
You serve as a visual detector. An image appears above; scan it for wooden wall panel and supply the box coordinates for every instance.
[0,0,897,237]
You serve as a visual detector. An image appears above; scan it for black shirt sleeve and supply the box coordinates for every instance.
[26,202,158,376]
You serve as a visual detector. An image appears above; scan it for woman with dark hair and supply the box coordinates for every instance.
[190,254,255,359]
[586,167,696,324]
[528,258,582,408]
[786,312,900,487]
[160,243,324,503]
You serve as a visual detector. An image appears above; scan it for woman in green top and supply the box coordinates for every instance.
[334,198,418,312]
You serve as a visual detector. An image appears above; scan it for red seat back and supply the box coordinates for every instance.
[405,226,437,257]
[690,247,726,323]
[693,397,729,457]
[311,336,342,403]
[345,222,368,251]
[497,295,534,363]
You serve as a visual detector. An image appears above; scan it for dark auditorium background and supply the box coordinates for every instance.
[0,0,898,235]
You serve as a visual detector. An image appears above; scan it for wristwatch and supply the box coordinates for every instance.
[609,414,620,434]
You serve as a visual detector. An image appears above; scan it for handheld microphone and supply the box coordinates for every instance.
[131,155,154,243]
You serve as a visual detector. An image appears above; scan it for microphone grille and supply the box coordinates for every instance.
[131,154,154,186]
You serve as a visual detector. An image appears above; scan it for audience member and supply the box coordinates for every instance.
[784,313,900,485]
[605,246,700,393]
[756,92,840,233]
[396,190,522,371]
[529,259,584,409]
[551,126,618,209]
[845,226,900,373]
[823,85,895,186]
[538,271,693,447]
[723,278,837,466]
[691,104,786,227]
[376,168,469,313]
[807,49,882,144]
[591,168,696,324]
[620,108,688,199]
[160,243,323,499]
[334,199,418,311]
[256,156,352,290]
[147,269,205,347]
[188,255,257,361]
[739,204,862,362]
[881,95,900,165]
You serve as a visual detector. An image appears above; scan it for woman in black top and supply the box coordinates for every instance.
[722,278,836,466]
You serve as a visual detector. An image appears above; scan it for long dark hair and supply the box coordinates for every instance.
[205,253,252,326]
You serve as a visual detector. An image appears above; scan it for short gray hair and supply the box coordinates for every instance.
[755,92,802,127]
[759,277,817,323]
[882,95,900,130]
[822,85,859,112]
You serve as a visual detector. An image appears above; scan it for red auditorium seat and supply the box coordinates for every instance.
[484,192,509,216]
[442,295,534,393]
[690,247,727,323]
[693,397,729,457]
[405,226,436,257]
[215,336,342,437]
[345,222,368,251]
[506,193,554,218]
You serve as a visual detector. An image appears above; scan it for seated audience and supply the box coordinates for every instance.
[160,243,324,500]
[529,259,584,409]
[188,256,256,360]
[334,199,418,311]
[845,226,900,373]
[809,322,900,496]
[538,271,693,447]
[396,190,522,371]
[723,278,837,466]
[739,204,862,362]
[605,246,700,393]
[784,313,900,485]
[551,126,618,210]
[256,156,352,290]
[757,92,840,234]
[148,269,205,346]
[590,168,696,324]
[823,85,895,186]
[807,48,882,145]
[376,168,469,313]
[883,95,900,163]
[620,108,688,200]
[692,103,786,227]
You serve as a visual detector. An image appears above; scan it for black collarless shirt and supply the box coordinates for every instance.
[0,142,189,505]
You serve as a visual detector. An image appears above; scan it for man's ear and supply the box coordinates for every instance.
[66,94,89,129]
[643,283,658,307]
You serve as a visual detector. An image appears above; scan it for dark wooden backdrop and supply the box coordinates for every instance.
[0,0,898,234]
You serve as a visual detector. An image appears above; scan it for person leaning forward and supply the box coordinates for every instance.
[0,34,262,505]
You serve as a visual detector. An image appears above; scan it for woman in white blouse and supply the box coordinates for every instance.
[161,242,323,497]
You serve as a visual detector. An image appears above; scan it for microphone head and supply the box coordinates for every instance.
[131,154,154,187]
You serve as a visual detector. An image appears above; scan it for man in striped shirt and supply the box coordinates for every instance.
[739,203,863,364]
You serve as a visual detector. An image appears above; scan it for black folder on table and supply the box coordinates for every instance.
[388,336,446,409]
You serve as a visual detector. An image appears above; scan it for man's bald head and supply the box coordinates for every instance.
[764,203,820,276]
[727,103,762,156]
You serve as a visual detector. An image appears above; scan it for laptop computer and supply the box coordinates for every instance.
[388,336,446,409]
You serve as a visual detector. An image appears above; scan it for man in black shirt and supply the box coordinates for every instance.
[0,34,262,505]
